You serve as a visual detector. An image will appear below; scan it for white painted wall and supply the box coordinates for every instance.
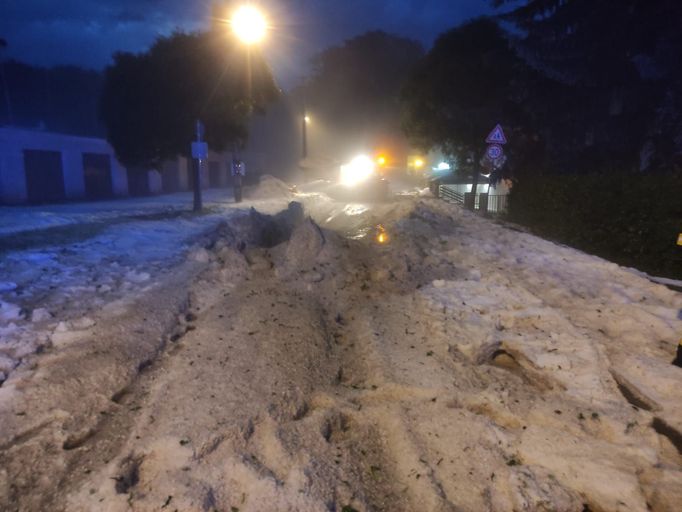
[111,158,129,196]
[178,157,190,191]
[207,150,229,188]
[148,170,163,194]
[0,134,26,203]
[0,127,129,204]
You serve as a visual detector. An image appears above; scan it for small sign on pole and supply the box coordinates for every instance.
[191,142,208,160]
[486,124,507,145]
[486,144,504,161]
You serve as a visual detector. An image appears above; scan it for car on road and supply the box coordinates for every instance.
[332,154,389,201]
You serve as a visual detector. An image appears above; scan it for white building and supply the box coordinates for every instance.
[158,152,231,195]
[0,127,235,205]
[0,127,129,204]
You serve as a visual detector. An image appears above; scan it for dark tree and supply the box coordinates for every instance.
[0,60,103,134]
[298,31,424,159]
[401,18,545,182]
[100,30,278,210]
[492,0,682,173]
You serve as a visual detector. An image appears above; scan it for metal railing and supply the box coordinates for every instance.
[487,194,508,214]
[438,184,508,214]
[439,184,464,205]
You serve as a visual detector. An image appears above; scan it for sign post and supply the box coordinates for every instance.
[470,124,508,213]
[191,120,208,212]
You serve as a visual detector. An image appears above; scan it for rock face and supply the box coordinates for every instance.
[1,198,681,512]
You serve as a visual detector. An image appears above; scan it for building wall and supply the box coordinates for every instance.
[111,159,128,196]
[148,170,163,195]
[0,127,129,204]
[0,136,26,203]
[240,95,301,180]
[0,124,281,205]
[206,150,229,188]
[178,157,190,191]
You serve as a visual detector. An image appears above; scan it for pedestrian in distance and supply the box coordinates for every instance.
[231,158,245,203]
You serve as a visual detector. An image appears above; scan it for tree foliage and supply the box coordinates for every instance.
[492,0,682,173]
[400,3,681,278]
[402,2,682,176]
[0,61,103,135]
[100,30,278,169]
[298,31,423,155]
[507,173,682,279]
[401,18,545,177]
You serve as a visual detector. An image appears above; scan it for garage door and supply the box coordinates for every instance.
[23,149,66,204]
[82,153,113,199]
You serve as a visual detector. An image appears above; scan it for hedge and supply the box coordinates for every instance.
[507,173,682,280]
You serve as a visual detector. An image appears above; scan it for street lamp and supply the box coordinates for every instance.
[230,5,268,98]
[229,5,268,203]
[231,5,267,45]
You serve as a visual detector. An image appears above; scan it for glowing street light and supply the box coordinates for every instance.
[232,5,267,45]
[228,5,267,203]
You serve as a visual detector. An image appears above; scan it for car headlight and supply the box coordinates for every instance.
[340,155,376,187]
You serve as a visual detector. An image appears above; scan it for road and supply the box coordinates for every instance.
[0,180,681,511]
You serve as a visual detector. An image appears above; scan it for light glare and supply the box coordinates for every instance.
[232,5,267,44]
[340,155,376,187]
[376,225,390,244]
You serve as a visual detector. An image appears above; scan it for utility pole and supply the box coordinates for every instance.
[191,120,207,212]
[302,106,308,159]
[465,150,479,211]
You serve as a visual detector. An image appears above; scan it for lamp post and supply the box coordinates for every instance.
[302,111,309,159]
[231,4,267,96]
[230,5,268,202]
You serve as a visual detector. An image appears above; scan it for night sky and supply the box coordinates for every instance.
[0,0,492,88]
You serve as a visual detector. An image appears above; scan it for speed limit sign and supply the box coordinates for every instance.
[486,144,504,161]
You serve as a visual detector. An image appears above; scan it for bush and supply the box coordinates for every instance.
[508,174,682,279]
